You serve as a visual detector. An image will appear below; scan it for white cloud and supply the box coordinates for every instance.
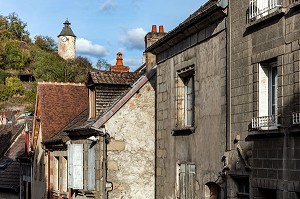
[119,28,147,50]
[123,57,143,71]
[99,0,117,12]
[76,38,109,58]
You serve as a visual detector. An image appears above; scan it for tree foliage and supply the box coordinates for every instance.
[96,58,110,71]
[34,35,57,52]
[5,76,24,96]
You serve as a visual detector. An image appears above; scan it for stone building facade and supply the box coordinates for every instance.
[227,0,300,198]
[146,1,228,198]
[58,20,76,60]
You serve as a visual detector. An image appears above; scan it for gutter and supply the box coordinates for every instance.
[145,0,228,54]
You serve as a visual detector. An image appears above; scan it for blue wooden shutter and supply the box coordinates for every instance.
[68,144,83,189]
[88,144,95,190]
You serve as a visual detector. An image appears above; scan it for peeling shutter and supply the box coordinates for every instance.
[179,163,195,199]
[187,164,195,199]
[179,164,186,199]
[68,144,83,189]
[88,144,95,190]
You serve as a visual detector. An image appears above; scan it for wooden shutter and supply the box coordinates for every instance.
[88,144,95,190]
[179,163,195,199]
[68,144,83,189]
[179,164,186,199]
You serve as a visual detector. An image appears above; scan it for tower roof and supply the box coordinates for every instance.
[58,19,76,37]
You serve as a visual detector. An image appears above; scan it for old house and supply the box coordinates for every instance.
[145,0,228,198]
[31,82,88,199]
[227,0,300,198]
[0,111,33,199]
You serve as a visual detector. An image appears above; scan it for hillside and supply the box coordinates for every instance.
[0,13,93,113]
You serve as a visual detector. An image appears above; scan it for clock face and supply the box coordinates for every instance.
[62,36,67,42]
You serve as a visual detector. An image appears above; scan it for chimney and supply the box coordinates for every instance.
[110,52,130,73]
[159,25,164,33]
[143,25,168,70]
[152,25,157,33]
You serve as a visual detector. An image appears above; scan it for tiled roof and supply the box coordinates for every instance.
[58,20,76,37]
[0,124,24,157]
[43,109,91,145]
[0,119,32,191]
[88,71,141,85]
[34,82,88,143]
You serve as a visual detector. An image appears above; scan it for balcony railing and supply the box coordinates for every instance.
[293,112,300,124]
[251,115,279,130]
[249,0,281,20]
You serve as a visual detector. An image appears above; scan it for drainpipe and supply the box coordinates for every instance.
[91,127,110,199]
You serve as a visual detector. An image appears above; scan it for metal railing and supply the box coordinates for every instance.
[293,112,300,124]
[251,115,278,129]
[249,0,281,20]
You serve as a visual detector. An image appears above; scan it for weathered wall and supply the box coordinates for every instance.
[32,128,48,199]
[156,20,227,198]
[104,77,156,199]
[229,0,300,198]
[58,36,76,60]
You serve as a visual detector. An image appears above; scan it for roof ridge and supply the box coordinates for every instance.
[38,82,85,86]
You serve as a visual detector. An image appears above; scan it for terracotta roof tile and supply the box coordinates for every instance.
[35,82,88,142]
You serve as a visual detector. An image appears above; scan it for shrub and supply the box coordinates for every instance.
[5,76,24,95]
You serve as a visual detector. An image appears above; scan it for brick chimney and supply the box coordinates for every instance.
[143,25,167,70]
[110,52,130,73]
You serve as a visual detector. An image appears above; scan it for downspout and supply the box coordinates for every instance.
[91,127,109,199]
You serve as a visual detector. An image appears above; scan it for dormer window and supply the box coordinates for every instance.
[89,88,96,118]
[249,0,281,20]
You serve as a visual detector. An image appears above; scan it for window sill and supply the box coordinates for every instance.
[171,127,195,136]
[247,9,284,29]
[237,192,250,199]
[248,127,283,137]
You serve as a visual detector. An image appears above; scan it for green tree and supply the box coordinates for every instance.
[34,35,57,52]
[5,76,24,96]
[2,13,29,41]
[65,56,93,82]
[96,58,110,71]
[0,84,9,101]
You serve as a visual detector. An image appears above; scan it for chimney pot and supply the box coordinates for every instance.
[159,25,164,33]
[152,25,157,33]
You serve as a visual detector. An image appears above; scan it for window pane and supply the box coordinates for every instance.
[185,76,194,126]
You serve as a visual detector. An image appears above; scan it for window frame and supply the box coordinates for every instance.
[173,65,195,135]
[89,88,96,119]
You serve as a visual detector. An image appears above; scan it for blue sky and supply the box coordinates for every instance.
[1,0,207,71]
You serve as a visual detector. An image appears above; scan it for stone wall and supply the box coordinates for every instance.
[58,36,76,60]
[155,21,227,198]
[104,77,156,199]
[229,0,300,198]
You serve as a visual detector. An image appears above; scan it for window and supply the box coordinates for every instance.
[236,177,250,199]
[249,0,281,20]
[176,163,195,199]
[176,66,195,129]
[89,88,96,118]
[252,61,278,129]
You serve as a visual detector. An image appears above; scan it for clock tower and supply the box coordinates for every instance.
[58,20,76,60]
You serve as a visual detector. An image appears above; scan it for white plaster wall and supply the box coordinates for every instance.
[105,79,155,199]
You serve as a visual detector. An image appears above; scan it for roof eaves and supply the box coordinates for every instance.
[145,2,222,53]
[92,68,156,129]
